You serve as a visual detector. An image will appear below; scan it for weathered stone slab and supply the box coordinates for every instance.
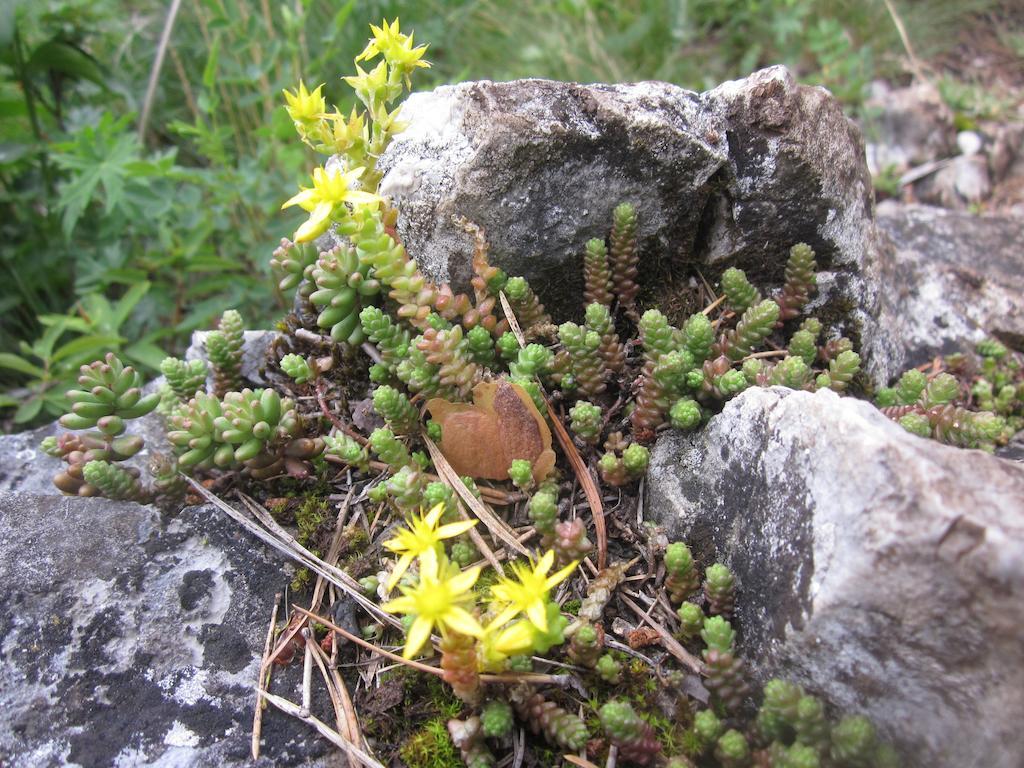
[378,68,883,349]
[0,493,328,767]
[873,201,1024,365]
[646,386,1024,768]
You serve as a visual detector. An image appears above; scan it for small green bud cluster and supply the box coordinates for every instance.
[569,400,603,444]
[508,458,535,491]
[206,309,245,395]
[160,357,209,402]
[721,267,761,314]
[280,353,315,385]
[598,442,650,486]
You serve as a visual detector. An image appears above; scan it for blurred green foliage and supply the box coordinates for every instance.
[0,0,1002,426]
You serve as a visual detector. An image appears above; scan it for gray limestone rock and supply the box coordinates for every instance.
[646,386,1024,768]
[378,67,883,349]
[0,493,328,767]
[873,201,1024,363]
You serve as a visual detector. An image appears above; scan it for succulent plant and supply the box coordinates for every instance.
[418,325,480,400]
[714,729,750,768]
[481,699,514,739]
[704,563,736,618]
[664,542,699,604]
[441,631,481,705]
[551,518,592,565]
[722,267,762,314]
[372,385,420,435]
[448,716,495,768]
[82,460,151,503]
[776,243,817,322]
[669,398,702,430]
[60,353,160,433]
[599,442,649,486]
[681,312,715,365]
[717,300,781,361]
[323,433,370,471]
[599,700,662,766]
[569,400,603,444]
[206,309,245,395]
[510,685,588,751]
[608,202,640,321]
[270,237,319,295]
[567,621,603,668]
[508,458,535,491]
[504,276,551,332]
[693,709,724,749]
[596,653,622,684]
[701,616,750,712]
[794,694,830,753]
[676,602,705,639]
[280,353,315,385]
[559,321,608,397]
[521,488,557,546]
[829,715,877,768]
[640,309,677,364]
[583,237,614,307]
[509,343,552,379]
[160,357,209,402]
[584,301,626,373]
[757,679,803,743]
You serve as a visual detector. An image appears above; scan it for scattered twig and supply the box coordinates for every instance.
[743,349,789,360]
[546,398,607,570]
[701,294,726,316]
[291,605,445,677]
[259,690,386,768]
[499,291,527,347]
[882,0,930,87]
[620,594,702,674]
[138,0,183,143]
[512,726,525,768]
[185,477,401,631]
[302,637,314,714]
[424,436,527,560]
[304,630,347,740]
[564,756,602,768]
[252,593,280,759]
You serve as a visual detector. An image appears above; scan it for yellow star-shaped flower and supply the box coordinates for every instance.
[282,80,326,128]
[381,503,477,591]
[381,556,484,659]
[488,550,577,633]
[355,18,405,62]
[355,18,429,73]
[281,165,380,243]
[479,618,536,669]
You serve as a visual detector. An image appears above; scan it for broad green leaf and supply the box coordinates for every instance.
[124,340,168,370]
[332,0,355,33]
[51,334,124,364]
[14,395,43,423]
[0,353,45,378]
[203,34,221,90]
[27,39,105,87]
[33,318,68,359]
[110,281,150,330]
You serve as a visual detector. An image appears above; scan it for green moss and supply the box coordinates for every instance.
[295,495,329,541]
[399,718,460,768]
[562,598,582,616]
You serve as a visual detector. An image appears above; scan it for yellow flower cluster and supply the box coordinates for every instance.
[379,503,578,662]
[280,18,429,245]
